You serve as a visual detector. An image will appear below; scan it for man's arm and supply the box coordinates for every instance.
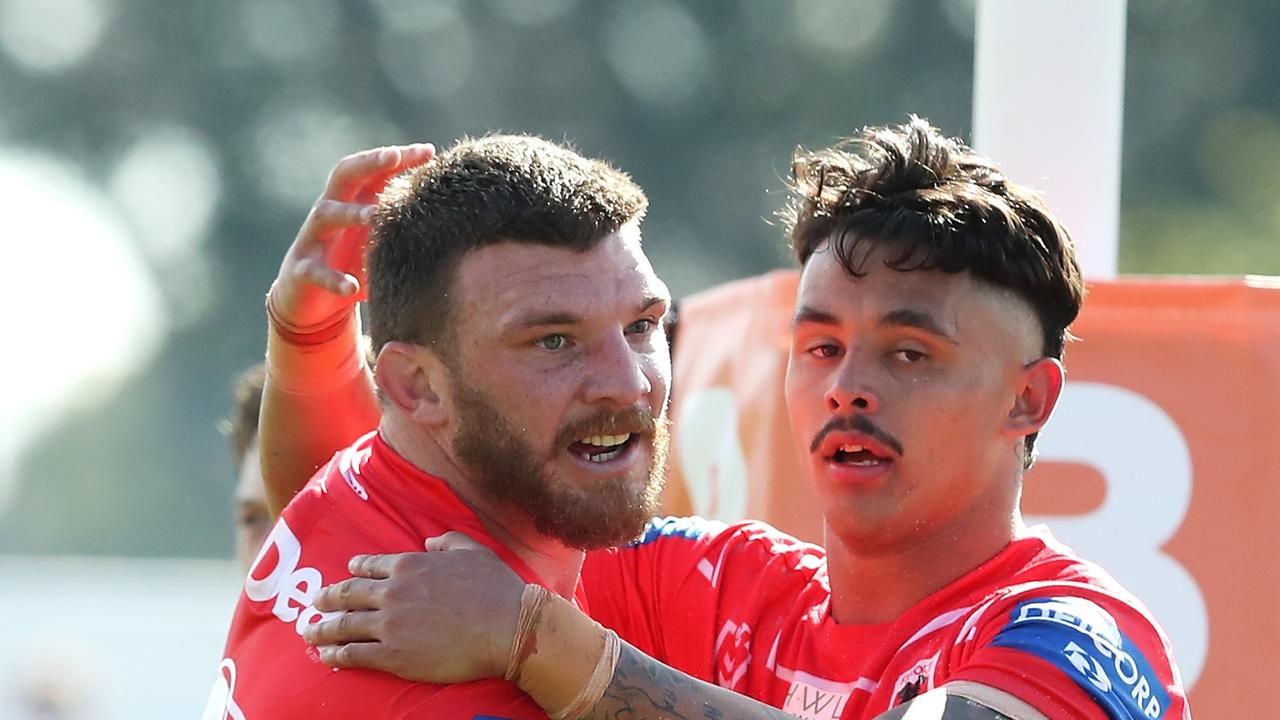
[260,314,378,515]
[306,547,798,720]
[305,546,1033,720]
[580,641,797,720]
[259,144,433,514]
[514,599,1027,720]
[592,659,1021,719]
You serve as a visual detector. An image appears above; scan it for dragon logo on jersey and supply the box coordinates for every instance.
[891,652,938,706]
[713,619,752,690]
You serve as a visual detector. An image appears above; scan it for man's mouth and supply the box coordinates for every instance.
[830,443,887,467]
[569,433,635,463]
[815,428,899,473]
[811,415,903,469]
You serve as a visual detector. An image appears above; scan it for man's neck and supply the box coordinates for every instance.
[378,418,585,598]
[824,508,1024,626]
[458,498,587,598]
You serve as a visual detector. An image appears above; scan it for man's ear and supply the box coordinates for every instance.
[375,341,452,426]
[1004,357,1065,439]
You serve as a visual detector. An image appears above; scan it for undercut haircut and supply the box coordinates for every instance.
[781,116,1086,468]
[367,134,648,357]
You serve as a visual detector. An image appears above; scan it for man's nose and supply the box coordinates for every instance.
[582,331,652,407]
[824,354,881,414]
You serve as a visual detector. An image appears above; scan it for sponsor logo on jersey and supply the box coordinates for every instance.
[992,597,1169,719]
[1064,640,1113,693]
[780,671,854,720]
[201,658,247,720]
[244,518,341,636]
[891,652,939,706]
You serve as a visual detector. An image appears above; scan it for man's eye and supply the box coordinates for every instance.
[626,318,656,335]
[807,343,841,358]
[237,510,270,530]
[894,349,927,363]
[535,334,569,351]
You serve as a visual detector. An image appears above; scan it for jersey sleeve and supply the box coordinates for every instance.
[948,588,1189,720]
[581,515,824,686]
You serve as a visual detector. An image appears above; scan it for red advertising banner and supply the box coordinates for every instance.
[664,270,1280,717]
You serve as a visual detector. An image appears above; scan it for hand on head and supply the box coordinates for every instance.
[269,143,436,331]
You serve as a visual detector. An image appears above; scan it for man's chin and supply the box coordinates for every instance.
[534,475,662,550]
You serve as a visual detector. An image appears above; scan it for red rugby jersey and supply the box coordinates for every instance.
[204,431,581,720]
[582,517,1190,720]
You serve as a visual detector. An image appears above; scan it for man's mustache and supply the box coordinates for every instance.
[809,414,904,457]
[555,406,656,447]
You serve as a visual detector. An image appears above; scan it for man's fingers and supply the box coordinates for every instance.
[322,146,399,200]
[317,642,390,671]
[303,610,380,646]
[348,552,415,579]
[389,143,434,171]
[323,143,434,201]
[348,142,436,204]
[424,531,484,552]
[313,577,384,612]
[305,199,377,231]
[291,257,359,296]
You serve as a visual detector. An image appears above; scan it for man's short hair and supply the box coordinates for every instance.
[225,363,266,471]
[781,117,1086,468]
[367,134,649,356]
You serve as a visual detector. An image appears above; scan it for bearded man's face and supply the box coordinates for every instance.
[442,231,673,549]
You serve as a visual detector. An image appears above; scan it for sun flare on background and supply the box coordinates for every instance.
[0,152,164,515]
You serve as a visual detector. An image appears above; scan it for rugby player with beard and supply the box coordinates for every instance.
[205,135,672,719]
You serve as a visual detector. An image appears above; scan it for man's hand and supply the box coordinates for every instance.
[269,143,435,329]
[302,532,524,684]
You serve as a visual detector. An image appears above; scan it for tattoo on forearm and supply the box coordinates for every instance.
[586,643,796,720]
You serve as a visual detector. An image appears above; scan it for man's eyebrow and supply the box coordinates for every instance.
[881,309,959,344]
[514,311,581,328]
[793,305,841,328]
[640,295,669,314]
[512,296,668,329]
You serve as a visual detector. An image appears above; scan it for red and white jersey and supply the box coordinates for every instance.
[583,517,1190,720]
[205,431,581,720]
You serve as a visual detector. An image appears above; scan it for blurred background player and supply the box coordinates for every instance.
[223,364,271,572]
